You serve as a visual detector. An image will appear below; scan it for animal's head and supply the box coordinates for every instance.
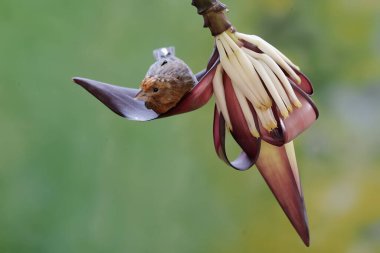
[135,77,191,114]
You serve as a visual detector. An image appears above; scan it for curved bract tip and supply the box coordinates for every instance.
[292,68,314,95]
[73,77,159,121]
[213,106,258,171]
[256,142,310,246]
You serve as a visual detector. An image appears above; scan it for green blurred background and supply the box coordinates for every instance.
[1,0,380,252]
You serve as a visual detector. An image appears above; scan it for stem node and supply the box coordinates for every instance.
[192,0,232,36]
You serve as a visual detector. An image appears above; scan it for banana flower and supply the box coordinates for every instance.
[73,0,318,246]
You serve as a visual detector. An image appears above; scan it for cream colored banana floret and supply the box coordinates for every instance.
[213,64,233,131]
[212,31,303,134]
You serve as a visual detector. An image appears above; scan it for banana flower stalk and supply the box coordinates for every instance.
[73,0,318,246]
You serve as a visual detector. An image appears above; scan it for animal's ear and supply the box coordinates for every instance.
[153,47,175,60]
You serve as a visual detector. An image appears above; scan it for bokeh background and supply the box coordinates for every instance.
[1,0,380,252]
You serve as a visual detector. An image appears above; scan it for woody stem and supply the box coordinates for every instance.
[191,0,232,36]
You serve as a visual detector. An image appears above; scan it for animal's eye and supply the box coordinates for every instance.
[161,60,168,66]
[153,87,159,92]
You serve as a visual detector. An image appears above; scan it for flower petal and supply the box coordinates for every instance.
[292,68,314,95]
[241,39,262,54]
[280,82,319,143]
[256,141,310,246]
[73,77,159,121]
[259,82,319,146]
[223,73,261,161]
[213,106,258,170]
[207,46,220,70]
[194,46,219,81]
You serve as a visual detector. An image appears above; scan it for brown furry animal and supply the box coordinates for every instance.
[135,47,196,114]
